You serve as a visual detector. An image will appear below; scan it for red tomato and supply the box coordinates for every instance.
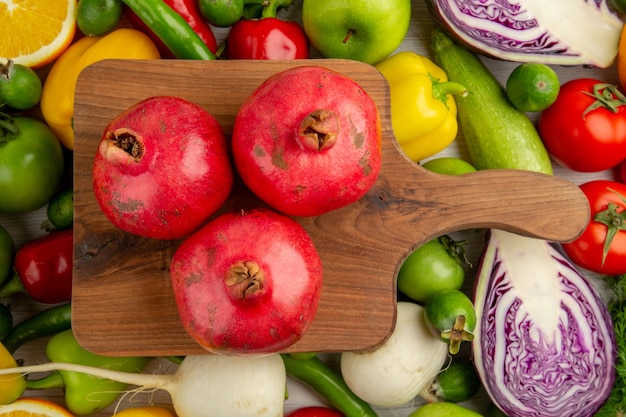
[538,78,626,172]
[286,407,344,417]
[562,180,626,275]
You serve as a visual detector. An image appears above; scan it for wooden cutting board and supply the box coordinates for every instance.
[72,59,589,357]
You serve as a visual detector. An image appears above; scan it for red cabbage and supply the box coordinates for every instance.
[425,0,622,68]
[473,229,616,417]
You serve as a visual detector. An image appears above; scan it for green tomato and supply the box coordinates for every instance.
[0,117,65,214]
[0,60,42,110]
[422,157,476,175]
[424,289,477,354]
[397,235,466,303]
[0,224,14,287]
[199,0,244,27]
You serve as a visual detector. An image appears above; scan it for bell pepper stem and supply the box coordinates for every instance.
[0,271,25,299]
[261,0,294,18]
[25,370,66,390]
[430,76,468,108]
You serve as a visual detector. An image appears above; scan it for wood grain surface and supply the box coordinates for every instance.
[71,59,590,357]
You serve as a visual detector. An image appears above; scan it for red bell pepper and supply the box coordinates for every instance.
[227,0,309,60]
[125,0,218,59]
[0,229,73,304]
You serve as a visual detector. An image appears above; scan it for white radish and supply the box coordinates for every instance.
[0,354,286,417]
[340,301,449,407]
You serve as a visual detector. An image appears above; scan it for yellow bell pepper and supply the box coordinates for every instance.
[0,342,25,405]
[375,51,467,162]
[40,28,161,150]
[114,406,176,416]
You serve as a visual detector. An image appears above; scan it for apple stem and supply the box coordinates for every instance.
[343,29,355,44]
[298,109,339,151]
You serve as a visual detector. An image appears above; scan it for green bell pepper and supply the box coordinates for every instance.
[26,329,151,415]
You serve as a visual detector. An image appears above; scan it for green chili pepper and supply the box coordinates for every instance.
[121,0,216,60]
[2,302,71,354]
[25,329,151,415]
[281,354,378,417]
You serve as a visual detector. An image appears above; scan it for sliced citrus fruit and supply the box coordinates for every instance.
[0,0,77,68]
[0,397,74,417]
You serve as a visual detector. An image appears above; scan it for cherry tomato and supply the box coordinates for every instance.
[286,407,344,417]
[538,78,626,172]
[0,116,64,214]
[561,180,626,275]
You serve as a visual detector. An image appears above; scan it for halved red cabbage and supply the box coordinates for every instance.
[425,0,623,68]
[473,229,616,417]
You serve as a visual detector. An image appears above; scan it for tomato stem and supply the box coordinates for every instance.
[0,111,18,143]
[593,188,626,265]
[582,83,626,118]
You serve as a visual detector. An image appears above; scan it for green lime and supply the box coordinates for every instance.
[43,187,74,231]
[199,0,244,27]
[506,63,560,113]
[76,0,123,37]
[422,157,476,175]
[0,60,42,110]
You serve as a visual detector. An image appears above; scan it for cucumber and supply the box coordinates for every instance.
[431,28,553,175]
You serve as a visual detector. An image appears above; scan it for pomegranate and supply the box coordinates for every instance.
[92,96,233,240]
[170,207,323,355]
[231,66,382,217]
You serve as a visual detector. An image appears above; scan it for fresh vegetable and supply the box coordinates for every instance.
[408,402,483,417]
[431,28,553,174]
[612,0,626,14]
[0,229,73,304]
[0,225,14,287]
[76,0,124,36]
[0,342,25,405]
[618,23,626,92]
[170,208,323,354]
[232,65,382,217]
[2,302,71,354]
[473,229,616,417]
[286,407,344,417]
[340,301,449,407]
[594,274,626,416]
[0,115,64,214]
[0,353,287,417]
[93,96,233,240]
[396,235,468,303]
[505,63,560,113]
[0,59,42,110]
[42,187,73,231]
[424,289,476,354]
[375,51,467,162]
[421,157,476,175]
[538,79,626,172]
[562,180,626,275]
[227,0,309,59]
[198,0,245,27]
[425,0,623,68]
[0,305,11,344]
[24,329,150,415]
[125,0,218,58]
[40,28,161,150]
[114,406,176,417]
[421,357,481,403]
[281,354,378,417]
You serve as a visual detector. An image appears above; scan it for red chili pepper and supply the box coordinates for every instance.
[0,229,73,304]
[227,0,309,60]
[125,0,218,58]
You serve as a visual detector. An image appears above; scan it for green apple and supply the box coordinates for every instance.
[302,0,411,65]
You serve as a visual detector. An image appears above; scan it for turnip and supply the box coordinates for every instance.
[0,354,287,417]
[340,301,449,407]
[93,96,233,240]
[231,65,382,217]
